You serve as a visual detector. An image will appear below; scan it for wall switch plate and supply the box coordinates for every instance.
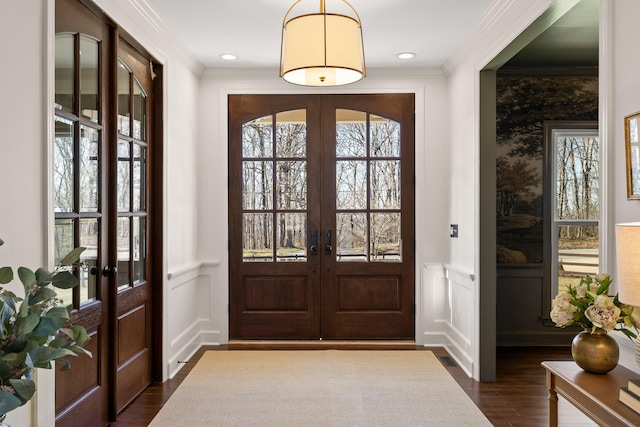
[450,224,458,238]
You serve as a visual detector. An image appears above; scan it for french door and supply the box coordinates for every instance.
[54,0,161,424]
[229,94,415,339]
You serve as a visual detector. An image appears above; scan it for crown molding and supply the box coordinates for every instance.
[442,0,517,76]
[93,0,205,76]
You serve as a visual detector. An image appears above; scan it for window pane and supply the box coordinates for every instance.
[133,216,145,283]
[80,36,99,123]
[277,213,306,262]
[55,219,74,306]
[631,145,640,195]
[80,125,99,212]
[80,218,98,305]
[243,115,273,158]
[370,114,400,157]
[117,61,130,136]
[242,161,273,210]
[276,161,306,210]
[555,135,599,220]
[118,140,131,211]
[336,109,366,158]
[370,213,401,262]
[54,116,74,213]
[117,217,130,289]
[243,213,273,262]
[336,160,367,209]
[55,34,74,113]
[557,225,599,290]
[133,144,145,211]
[276,110,306,158]
[133,78,146,140]
[336,212,367,262]
[371,160,401,209]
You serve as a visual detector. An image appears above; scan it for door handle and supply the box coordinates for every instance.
[102,265,118,277]
[325,229,332,254]
[310,229,318,254]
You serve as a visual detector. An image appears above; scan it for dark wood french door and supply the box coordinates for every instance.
[229,94,415,340]
[54,0,161,424]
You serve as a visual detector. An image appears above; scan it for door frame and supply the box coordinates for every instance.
[46,0,164,423]
[214,84,428,345]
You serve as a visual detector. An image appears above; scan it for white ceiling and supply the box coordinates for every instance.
[144,0,496,70]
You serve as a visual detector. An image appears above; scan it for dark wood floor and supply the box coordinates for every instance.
[109,345,573,426]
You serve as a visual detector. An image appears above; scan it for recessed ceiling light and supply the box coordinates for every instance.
[220,54,238,61]
[396,52,416,60]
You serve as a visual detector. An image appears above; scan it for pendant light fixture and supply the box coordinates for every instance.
[280,0,366,86]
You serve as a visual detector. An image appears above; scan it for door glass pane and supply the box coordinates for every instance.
[336,160,367,209]
[336,212,367,261]
[117,61,131,136]
[276,110,306,158]
[133,79,146,140]
[80,125,99,212]
[118,140,131,211]
[133,144,145,211]
[277,213,306,262]
[80,36,99,123]
[243,213,273,262]
[55,34,74,113]
[55,218,75,306]
[370,114,400,157]
[243,115,273,158]
[54,116,74,212]
[557,225,599,290]
[80,218,99,305]
[276,161,306,210]
[371,213,401,262]
[117,217,130,289]
[133,217,145,283]
[370,160,401,209]
[336,109,366,157]
[242,161,273,210]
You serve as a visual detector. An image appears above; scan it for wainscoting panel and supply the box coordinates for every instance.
[420,263,476,376]
[166,261,222,379]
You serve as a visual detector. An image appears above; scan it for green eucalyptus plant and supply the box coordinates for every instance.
[0,238,92,414]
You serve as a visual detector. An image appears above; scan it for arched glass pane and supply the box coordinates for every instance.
[117,61,131,136]
[55,34,74,113]
[336,109,366,157]
[276,110,306,158]
[80,36,99,123]
[133,78,146,140]
[243,115,272,158]
[370,114,400,157]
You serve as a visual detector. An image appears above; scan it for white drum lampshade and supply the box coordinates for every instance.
[280,0,366,86]
[616,223,640,306]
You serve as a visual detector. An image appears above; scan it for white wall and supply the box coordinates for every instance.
[609,0,640,371]
[0,2,49,425]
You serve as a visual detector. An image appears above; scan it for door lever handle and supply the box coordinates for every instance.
[310,229,318,254]
[102,265,118,277]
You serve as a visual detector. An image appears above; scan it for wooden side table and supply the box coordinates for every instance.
[542,361,640,426]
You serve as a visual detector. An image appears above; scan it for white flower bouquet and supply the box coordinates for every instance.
[550,273,640,337]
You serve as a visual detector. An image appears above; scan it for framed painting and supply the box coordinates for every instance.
[624,112,640,199]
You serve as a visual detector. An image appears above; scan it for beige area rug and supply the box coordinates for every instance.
[149,350,492,426]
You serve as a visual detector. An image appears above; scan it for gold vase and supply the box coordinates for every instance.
[571,329,619,374]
